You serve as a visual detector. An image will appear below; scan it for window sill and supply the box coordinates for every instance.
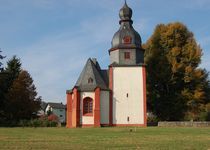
[83,113,93,116]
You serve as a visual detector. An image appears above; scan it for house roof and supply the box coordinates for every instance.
[40,101,47,110]
[74,58,109,92]
[47,102,66,109]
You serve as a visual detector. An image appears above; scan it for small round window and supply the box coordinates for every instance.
[123,36,132,44]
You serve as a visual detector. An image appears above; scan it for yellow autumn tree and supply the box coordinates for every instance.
[144,22,210,121]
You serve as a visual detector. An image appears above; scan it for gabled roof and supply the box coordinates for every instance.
[75,58,109,91]
[47,102,66,109]
[40,101,47,110]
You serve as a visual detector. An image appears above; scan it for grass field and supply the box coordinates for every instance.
[0,127,210,150]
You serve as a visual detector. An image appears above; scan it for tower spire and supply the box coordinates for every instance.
[119,0,133,24]
[109,1,144,64]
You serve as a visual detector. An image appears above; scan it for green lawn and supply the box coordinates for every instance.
[0,127,209,150]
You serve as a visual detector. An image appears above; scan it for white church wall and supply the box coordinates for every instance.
[100,91,110,124]
[112,66,144,125]
[82,116,94,125]
[119,49,136,65]
[110,50,119,64]
[80,92,95,125]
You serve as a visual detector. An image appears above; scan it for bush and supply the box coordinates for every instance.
[198,104,210,121]
[0,119,18,127]
[206,112,210,121]
[205,103,210,121]
[147,112,159,123]
[198,112,208,121]
[19,120,29,127]
[184,112,199,121]
[48,114,59,122]
[18,115,59,127]
[48,121,58,127]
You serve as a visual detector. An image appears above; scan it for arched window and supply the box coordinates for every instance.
[83,97,93,115]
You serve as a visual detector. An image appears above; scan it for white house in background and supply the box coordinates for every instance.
[37,101,47,116]
[45,102,66,123]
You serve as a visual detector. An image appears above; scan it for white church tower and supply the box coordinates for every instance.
[66,1,147,128]
[108,1,147,126]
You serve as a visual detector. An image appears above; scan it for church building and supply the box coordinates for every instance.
[66,2,147,127]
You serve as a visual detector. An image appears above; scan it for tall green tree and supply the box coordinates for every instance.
[1,56,21,98]
[5,70,41,121]
[0,56,22,121]
[0,50,5,71]
[0,50,6,118]
[5,56,21,81]
[1,56,41,125]
[144,22,210,121]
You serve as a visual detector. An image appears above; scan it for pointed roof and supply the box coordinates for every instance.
[75,58,108,91]
[110,1,142,51]
[40,101,47,110]
[119,0,133,21]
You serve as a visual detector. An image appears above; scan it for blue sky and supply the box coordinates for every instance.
[1,0,210,103]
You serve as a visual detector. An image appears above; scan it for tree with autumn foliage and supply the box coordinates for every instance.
[0,56,41,125]
[5,70,41,121]
[0,56,22,121]
[144,22,210,121]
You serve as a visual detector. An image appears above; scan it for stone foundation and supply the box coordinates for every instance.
[158,121,210,127]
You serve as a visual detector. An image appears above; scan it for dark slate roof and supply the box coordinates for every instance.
[119,1,133,21]
[40,101,47,110]
[100,69,109,86]
[75,58,109,91]
[110,2,142,51]
[47,102,66,109]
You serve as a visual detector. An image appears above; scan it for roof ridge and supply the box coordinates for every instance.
[88,59,108,89]
[74,58,108,91]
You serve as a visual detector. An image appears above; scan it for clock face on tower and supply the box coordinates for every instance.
[123,36,132,44]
